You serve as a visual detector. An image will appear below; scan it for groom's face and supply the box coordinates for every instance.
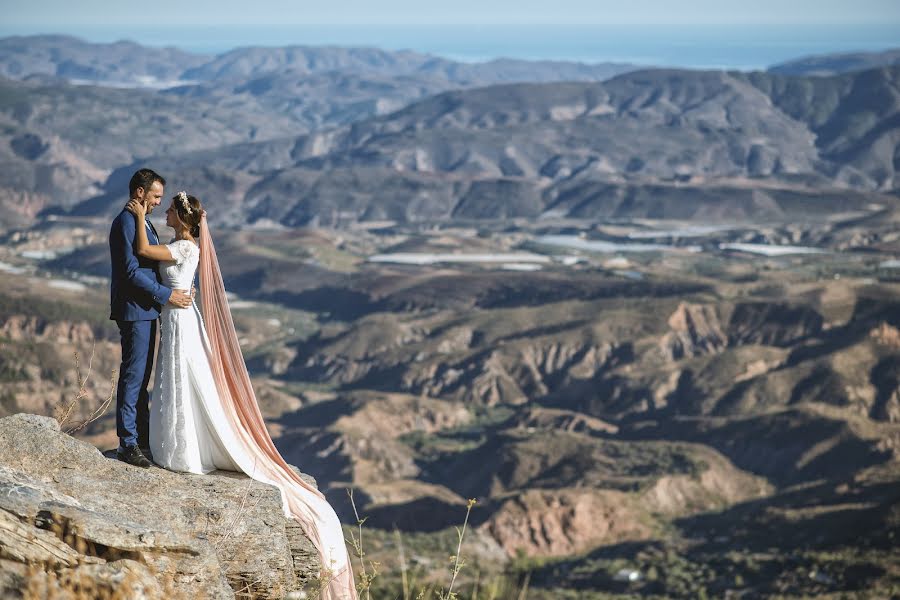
[138,181,165,214]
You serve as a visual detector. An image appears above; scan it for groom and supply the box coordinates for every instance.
[109,168,192,468]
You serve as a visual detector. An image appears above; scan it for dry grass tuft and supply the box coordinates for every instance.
[346,487,380,599]
[53,341,117,435]
[437,498,477,600]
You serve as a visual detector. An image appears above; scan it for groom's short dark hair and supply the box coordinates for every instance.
[129,168,166,198]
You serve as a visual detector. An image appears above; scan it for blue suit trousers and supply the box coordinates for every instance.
[115,319,157,449]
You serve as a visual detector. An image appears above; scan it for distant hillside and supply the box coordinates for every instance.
[0,35,642,229]
[164,48,637,131]
[0,76,299,227]
[70,66,900,227]
[182,44,636,85]
[0,35,638,148]
[739,66,900,189]
[770,48,900,76]
[0,34,208,86]
[327,66,900,193]
[0,35,636,90]
[3,35,900,229]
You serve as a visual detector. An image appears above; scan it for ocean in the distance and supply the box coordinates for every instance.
[3,24,900,69]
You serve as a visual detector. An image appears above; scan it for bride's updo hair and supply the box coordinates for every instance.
[173,192,203,238]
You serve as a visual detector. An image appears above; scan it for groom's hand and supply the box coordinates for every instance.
[168,289,193,309]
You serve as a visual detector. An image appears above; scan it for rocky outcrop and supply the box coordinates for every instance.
[513,407,618,436]
[658,301,827,361]
[402,340,629,406]
[0,316,104,345]
[728,302,824,347]
[276,393,472,498]
[659,302,727,360]
[639,449,772,515]
[297,321,631,407]
[0,414,320,599]
[477,444,770,558]
[479,488,650,558]
[0,318,121,423]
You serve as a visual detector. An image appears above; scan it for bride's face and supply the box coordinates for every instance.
[164,201,183,230]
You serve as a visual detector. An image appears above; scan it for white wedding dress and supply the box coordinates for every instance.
[150,239,240,473]
[148,237,356,599]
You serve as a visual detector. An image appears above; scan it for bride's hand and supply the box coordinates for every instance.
[126,199,146,218]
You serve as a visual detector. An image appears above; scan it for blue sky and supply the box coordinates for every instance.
[5,0,900,25]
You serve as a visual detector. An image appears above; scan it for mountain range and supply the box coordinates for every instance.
[770,47,900,76]
[69,65,900,227]
[0,35,898,231]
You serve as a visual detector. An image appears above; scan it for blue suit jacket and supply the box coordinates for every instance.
[109,209,173,321]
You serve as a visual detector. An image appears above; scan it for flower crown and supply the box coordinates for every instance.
[176,191,193,215]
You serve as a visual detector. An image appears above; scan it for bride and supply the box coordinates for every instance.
[126,192,357,600]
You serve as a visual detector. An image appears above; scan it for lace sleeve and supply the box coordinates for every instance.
[166,240,196,265]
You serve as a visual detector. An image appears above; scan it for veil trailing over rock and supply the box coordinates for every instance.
[196,214,357,599]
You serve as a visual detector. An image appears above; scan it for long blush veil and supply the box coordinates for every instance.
[197,214,357,599]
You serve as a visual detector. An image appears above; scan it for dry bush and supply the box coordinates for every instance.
[52,342,117,434]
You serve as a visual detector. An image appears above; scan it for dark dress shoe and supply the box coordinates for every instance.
[117,446,152,468]
[139,447,154,463]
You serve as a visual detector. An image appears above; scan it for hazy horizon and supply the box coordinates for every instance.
[3,23,900,69]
